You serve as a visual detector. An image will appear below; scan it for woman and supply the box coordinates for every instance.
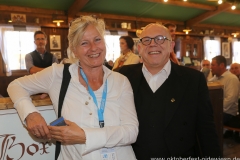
[7,16,138,160]
[112,36,140,70]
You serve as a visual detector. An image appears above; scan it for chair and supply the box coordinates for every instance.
[223,99,240,138]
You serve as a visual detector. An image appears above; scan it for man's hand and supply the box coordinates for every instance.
[48,120,86,144]
[26,112,51,140]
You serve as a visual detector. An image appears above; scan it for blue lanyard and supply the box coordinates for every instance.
[80,68,107,128]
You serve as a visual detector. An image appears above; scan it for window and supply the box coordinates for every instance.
[203,37,221,61]
[232,39,240,63]
[5,31,35,70]
[104,35,121,62]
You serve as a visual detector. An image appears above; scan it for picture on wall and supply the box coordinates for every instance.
[52,51,62,59]
[50,35,61,50]
[222,42,230,59]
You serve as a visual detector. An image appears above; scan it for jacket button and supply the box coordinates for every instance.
[180,138,183,141]
[89,113,92,115]
[85,101,89,105]
[183,122,187,125]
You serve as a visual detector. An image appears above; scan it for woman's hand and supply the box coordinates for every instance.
[26,112,51,140]
[48,120,86,144]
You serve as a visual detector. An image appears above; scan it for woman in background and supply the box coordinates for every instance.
[112,36,140,70]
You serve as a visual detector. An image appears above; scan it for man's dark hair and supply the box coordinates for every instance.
[212,55,227,67]
[34,30,47,39]
[119,36,134,51]
[164,23,177,29]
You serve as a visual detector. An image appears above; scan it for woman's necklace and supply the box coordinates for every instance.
[117,51,131,68]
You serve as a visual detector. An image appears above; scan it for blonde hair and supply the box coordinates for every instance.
[68,16,105,54]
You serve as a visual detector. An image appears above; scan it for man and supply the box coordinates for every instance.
[210,56,239,124]
[230,63,240,81]
[164,23,179,64]
[201,59,213,81]
[119,23,221,158]
[25,31,59,74]
[210,56,240,142]
[164,23,177,40]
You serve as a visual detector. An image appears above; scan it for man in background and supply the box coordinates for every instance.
[201,59,213,81]
[230,63,240,81]
[164,23,179,64]
[164,23,176,41]
[119,23,221,159]
[25,31,59,74]
[210,56,240,141]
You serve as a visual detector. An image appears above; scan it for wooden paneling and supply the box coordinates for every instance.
[40,27,69,62]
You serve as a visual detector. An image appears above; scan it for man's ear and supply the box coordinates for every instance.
[220,63,225,68]
[137,43,141,55]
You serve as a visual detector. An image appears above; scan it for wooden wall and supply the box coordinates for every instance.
[41,27,69,60]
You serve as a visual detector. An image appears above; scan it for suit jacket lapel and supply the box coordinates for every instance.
[164,62,190,128]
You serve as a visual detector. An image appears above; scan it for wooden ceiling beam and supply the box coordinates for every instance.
[186,3,232,27]
[79,11,240,31]
[145,0,215,10]
[78,12,184,25]
[196,23,240,31]
[226,9,240,14]
[0,5,65,15]
[68,0,89,18]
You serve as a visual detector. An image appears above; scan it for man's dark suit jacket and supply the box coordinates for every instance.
[118,62,221,159]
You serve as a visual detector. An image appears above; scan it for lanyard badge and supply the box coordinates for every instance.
[80,68,107,128]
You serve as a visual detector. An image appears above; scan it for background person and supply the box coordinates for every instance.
[230,63,240,81]
[25,30,59,74]
[118,23,221,159]
[201,59,213,81]
[164,23,179,65]
[210,56,240,142]
[112,36,140,70]
[8,16,138,160]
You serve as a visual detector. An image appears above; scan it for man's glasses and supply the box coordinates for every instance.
[35,38,46,41]
[139,35,171,46]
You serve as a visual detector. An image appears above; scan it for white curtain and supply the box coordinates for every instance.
[203,37,221,61]
[0,26,14,76]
